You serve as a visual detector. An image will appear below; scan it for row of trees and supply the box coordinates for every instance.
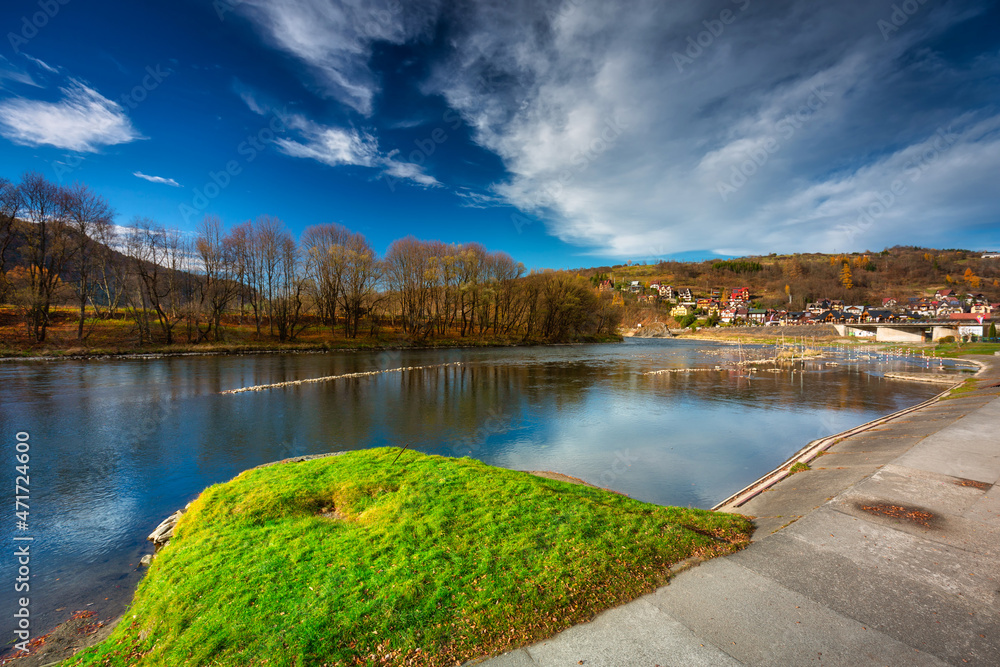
[0,172,621,345]
[0,173,114,341]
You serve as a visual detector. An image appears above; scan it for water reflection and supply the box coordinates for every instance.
[0,339,960,640]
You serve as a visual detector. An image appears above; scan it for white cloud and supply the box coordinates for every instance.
[241,94,439,188]
[0,79,141,151]
[423,0,999,256]
[233,0,999,254]
[133,171,181,187]
[275,115,380,167]
[22,54,58,74]
[380,156,441,188]
[0,55,38,88]
[455,189,505,208]
[232,0,442,115]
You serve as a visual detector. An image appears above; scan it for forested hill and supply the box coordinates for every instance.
[578,248,1000,309]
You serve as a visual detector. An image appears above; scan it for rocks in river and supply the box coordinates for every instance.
[147,509,184,550]
[139,554,153,567]
[630,322,672,338]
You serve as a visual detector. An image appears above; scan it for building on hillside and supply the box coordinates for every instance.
[598,279,613,292]
[864,309,893,323]
[659,285,675,299]
[935,288,954,300]
[806,299,831,314]
[731,287,750,302]
[671,304,690,318]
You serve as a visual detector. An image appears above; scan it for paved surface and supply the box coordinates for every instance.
[479,356,1000,666]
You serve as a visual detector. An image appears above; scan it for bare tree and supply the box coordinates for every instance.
[229,221,261,333]
[338,233,381,338]
[302,223,350,334]
[17,172,75,342]
[62,183,115,339]
[194,215,241,342]
[0,177,20,304]
[122,218,186,345]
[384,237,431,335]
[272,234,308,342]
[254,215,285,336]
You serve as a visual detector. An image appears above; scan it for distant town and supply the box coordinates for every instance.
[605,280,997,327]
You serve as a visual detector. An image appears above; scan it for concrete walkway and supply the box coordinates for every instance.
[480,356,1000,666]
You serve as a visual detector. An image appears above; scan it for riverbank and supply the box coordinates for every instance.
[0,334,622,361]
[481,353,1000,665]
[41,449,750,666]
[680,323,1000,358]
[0,305,620,359]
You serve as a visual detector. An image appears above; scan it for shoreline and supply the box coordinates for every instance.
[712,356,987,512]
[0,336,621,363]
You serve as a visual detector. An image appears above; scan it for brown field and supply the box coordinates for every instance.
[0,306,540,357]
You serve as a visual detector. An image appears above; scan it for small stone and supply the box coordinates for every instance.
[139,554,153,566]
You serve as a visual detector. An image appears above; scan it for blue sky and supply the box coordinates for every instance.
[0,0,998,269]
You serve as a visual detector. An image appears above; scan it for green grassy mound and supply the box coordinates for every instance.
[65,449,753,666]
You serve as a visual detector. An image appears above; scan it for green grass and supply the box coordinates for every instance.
[943,377,982,399]
[63,449,751,667]
[930,341,1000,358]
[788,461,811,474]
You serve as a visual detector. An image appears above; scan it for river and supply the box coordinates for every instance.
[0,338,974,644]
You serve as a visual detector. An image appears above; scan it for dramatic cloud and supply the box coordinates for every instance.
[232,0,999,255]
[134,171,181,187]
[232,0,442,115]
[421,0,999,256]
[0,79,141,151]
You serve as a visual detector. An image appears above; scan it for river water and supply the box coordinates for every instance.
[0,338,974,644]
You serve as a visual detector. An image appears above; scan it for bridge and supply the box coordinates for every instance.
[832,321,989,342]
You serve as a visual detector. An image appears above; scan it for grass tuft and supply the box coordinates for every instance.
[63,449,752,666]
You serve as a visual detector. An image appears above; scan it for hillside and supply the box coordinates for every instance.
[580,247,1000,311]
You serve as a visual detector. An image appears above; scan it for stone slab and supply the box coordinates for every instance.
[734,526,1000,664]
[522,597,740,667]
[779,508,1000,612]
[648,558,947,666]
[735,465,881,521]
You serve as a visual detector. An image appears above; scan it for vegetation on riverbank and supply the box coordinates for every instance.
[0,305,620,359]
[61,449,752,667]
